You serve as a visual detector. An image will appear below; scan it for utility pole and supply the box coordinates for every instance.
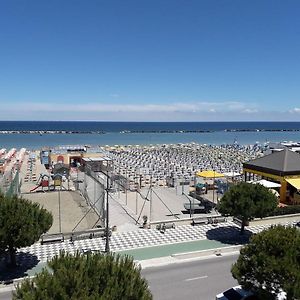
[105,172,110,253]
[125,164,128,205]
[76,162,80,190]
[150,176,153,222]
[58,179,62,233]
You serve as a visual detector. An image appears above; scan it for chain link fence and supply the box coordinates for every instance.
[76,165,107,228]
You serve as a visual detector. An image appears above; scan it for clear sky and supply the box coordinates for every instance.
[1,0,300,121]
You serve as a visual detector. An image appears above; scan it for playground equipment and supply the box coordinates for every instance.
[30,174,50,193]
[53,174,63,189]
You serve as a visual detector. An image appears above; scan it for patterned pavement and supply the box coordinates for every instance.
[11,220,298,265]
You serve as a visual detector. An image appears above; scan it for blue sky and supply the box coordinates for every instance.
[1,0,300,121]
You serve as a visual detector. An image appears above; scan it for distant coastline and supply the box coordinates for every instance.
[1,128,300,135]
[0,130,105,135]
[1,121,300,133]
[1,121,300,149]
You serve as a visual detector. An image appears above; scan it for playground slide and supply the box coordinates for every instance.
[30,183,42,193]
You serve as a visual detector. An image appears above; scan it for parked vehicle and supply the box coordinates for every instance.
[216,285,286,300]
[216,286,257,300]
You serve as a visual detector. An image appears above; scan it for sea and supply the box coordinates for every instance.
[1,121,300,149]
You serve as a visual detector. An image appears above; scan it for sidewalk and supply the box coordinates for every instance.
[0,238,236,288]
[1,219,298,288]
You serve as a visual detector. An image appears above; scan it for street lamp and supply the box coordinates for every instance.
[54,173,63,233]
[105,173,110,253]
[76,162,81,190]
[58,184,62,233]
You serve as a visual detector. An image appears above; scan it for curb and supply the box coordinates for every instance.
[139,245,242,269]
[0,285,16,294]
[0,275,35,292]
[0,245,243,289]
[171,245,242,260]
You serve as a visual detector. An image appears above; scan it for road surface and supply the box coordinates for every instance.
[0,289,14,300]
[0,254,238,300]
[142,254,239,300]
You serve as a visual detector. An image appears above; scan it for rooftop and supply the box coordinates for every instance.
[243,148,300,176]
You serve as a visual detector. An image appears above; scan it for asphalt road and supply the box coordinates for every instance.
[0,254,238,300]
[142,254,239,300]
[0,289,14,300]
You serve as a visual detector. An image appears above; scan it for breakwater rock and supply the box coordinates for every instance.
[0,130,105,134]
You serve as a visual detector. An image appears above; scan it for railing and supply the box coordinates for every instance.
[41,227,112,245]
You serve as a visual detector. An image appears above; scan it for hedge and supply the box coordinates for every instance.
[269,205,300,216]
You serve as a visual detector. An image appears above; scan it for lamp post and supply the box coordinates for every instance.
[76,162,80,190]
[105,173,110,253]
[55,174,62,233]
[125,163,128,205]
[212,171,215,204]
[135,175,138,215]
[150,175,153,222]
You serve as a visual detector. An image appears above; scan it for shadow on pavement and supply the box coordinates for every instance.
[206,225,252,245]
[181,210,210,216]
[0,252,39,284]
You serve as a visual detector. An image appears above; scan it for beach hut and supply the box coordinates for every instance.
[243,148,300,204]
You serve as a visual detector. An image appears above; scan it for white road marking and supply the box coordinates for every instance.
[184,275,208,282]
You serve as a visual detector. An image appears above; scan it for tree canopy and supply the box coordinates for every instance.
[0,193,53,266]
[217,182,277,232]
[14,251,153,300]
[231,225,300,300]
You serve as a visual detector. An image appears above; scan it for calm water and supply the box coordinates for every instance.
[1,121,300,132]
[0,122,300,149]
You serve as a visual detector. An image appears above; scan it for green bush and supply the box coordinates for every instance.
[269,205,300,216]
[232,225,300,299]
[14,251,152,300]
[0,193,53,266]
[217,182,277,233]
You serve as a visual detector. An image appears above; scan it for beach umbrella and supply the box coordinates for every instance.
[196,170,224,178]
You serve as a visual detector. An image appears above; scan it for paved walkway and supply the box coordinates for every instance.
[11,220,299,264]
[0,239,233,286]
[113,187,219,225]
[0,220,298,284]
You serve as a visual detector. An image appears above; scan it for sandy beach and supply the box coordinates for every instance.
[1,142,265,234]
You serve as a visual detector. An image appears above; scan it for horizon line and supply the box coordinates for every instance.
[1,120,300,123]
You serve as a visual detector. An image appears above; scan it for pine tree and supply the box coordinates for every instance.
[0,193,53,266]
[217,182,277,233]
[14,251,153,300]
[232,225,300,299]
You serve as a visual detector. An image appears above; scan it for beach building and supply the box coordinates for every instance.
[40,145,108,169]
[269,141,300,154]
[82,157,113,173]
[243,148,300,204]
[40,148,50,168]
